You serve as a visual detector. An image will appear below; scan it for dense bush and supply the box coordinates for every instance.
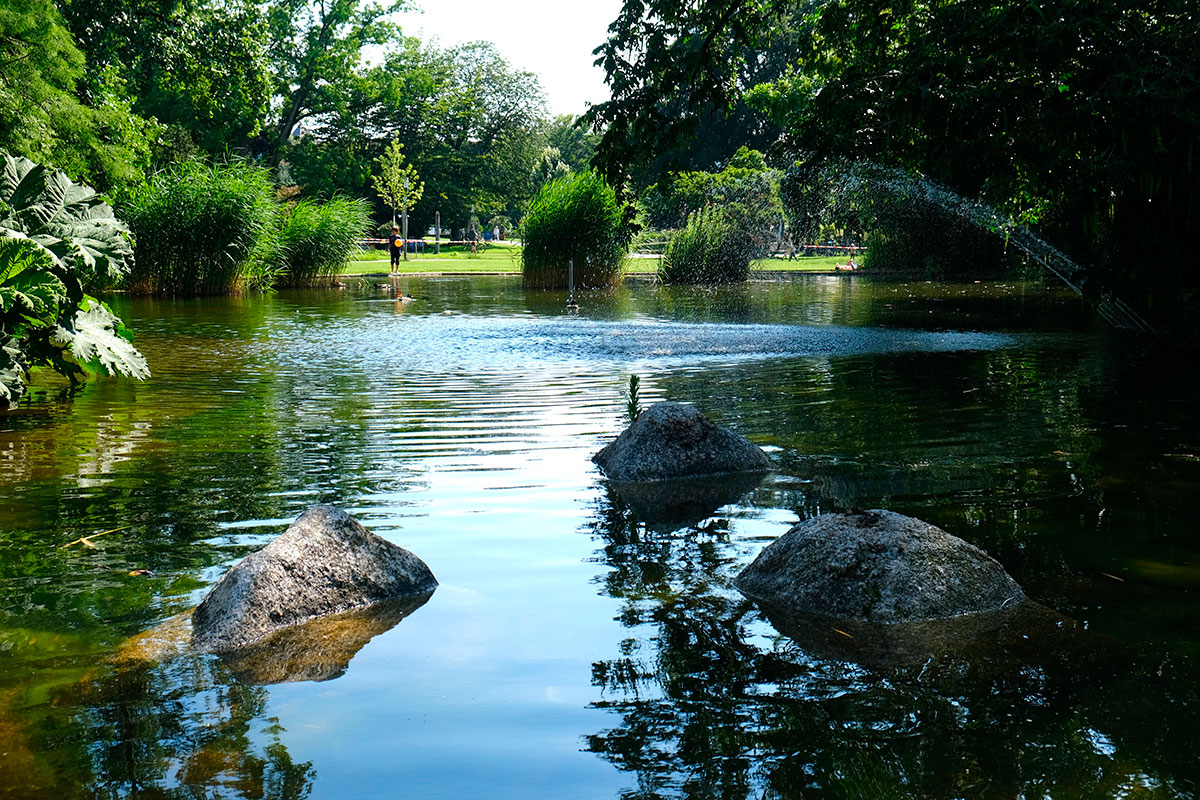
[0,152,147,407]
[125,159,277,295]
[275,197,370,287]
[521,170,626,289]
[660,207,752,284]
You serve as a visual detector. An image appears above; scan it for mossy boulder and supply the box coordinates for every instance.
[191,505,437,654]
[593,401,771,483]
[735,509,1024,624]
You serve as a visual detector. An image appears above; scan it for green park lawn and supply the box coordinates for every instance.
[344,242,850,275]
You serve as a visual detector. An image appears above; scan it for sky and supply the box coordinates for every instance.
[394,0,625,117]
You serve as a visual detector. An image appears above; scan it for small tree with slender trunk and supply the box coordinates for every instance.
[371,138,424,257]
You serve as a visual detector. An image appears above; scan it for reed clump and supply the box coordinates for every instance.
[275,197,370,287]
[660,207,752,284]
[521,170,626,289]
[125,159,277,295]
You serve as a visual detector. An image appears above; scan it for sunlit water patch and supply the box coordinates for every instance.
[0,276,1196,799]
[294,315,1015,372]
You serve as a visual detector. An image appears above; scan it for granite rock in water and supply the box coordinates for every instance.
[735,509,1023,624]
[192,505,437,653]
[593,401,771,483]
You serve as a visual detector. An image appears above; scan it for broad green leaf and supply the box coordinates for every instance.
[53,300,149,380]
[0,152,133,285]
[0,334,26,408]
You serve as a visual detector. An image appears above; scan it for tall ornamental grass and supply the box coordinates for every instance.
[275,197,370,287]
[660,207,753,284]
[126,159,277,295]
[521,170,626,289]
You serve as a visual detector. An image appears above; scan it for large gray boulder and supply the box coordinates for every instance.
[735,509,1024,624]
[192,505,437,653]
[593,401,771,483]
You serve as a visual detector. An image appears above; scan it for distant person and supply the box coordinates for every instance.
[388,226,402,271]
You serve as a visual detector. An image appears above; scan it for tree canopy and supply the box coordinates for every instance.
[587,0,1200,331]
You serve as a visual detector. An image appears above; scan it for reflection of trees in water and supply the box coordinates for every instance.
[15,656,315,799]
[584,488,1198,798]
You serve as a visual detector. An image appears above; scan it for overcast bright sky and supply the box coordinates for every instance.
[395,0,624,117]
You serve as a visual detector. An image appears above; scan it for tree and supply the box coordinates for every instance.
[583,0,795,185]
[0,0,159,196]
[544,114,599,174]
[285,38,547,234]
[589,0,1200,334]
[265,0,404,157]
[371,137,423,256]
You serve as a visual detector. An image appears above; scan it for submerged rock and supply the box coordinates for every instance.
[192,505,437,654]
[734,509,1023,624]
[593,401,771,483]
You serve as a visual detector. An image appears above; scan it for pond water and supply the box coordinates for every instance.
[1,275,1197,799]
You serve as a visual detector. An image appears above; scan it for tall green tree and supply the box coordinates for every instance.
[0,0,158,195]
[265,0,405,156]
[57,0,270,161]
[589,0,1200,333]
[285,38,547,233]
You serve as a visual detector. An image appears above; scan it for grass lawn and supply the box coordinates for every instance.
[344,244,853,276]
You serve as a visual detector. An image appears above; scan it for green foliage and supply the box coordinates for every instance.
[592,0,1200,333]
[0,153,146,407]
[0,151,134,287]
[544,114,599,174]
[521,171,627,289]
[661,207,752,285]
[266,0,404,153]
[0,0,159,197]
[584,0,795,183]
[641,146,784,256]
[625,373,641,423]
[125,159,278,295]
[135,3,271,155]
[532,146,571,187]
[275,197,370,287]
[371,138,424,224]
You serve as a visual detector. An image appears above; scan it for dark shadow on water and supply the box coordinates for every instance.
[604,472,770,533]
[582,486,1200,799]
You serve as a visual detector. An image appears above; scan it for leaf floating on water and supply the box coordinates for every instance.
[128,569,153,577]
[832,628,854,639]
[1100,572,1125,582]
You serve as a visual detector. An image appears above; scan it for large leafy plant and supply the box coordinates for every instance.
[0,152,148,408]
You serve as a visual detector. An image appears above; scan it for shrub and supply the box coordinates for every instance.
[125,159,277,295]
[0,152,147,407]
[274,197,370,287]
[660,207,752,284]
[521,170,626,289]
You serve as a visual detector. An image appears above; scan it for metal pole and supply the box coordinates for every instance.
[566,259,578,310]
[402,176,409,262]
[435,211,441,255]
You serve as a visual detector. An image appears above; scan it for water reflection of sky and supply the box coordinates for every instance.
[1,277,1197,799]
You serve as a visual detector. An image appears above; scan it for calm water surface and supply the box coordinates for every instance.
[1,276,1197,799]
